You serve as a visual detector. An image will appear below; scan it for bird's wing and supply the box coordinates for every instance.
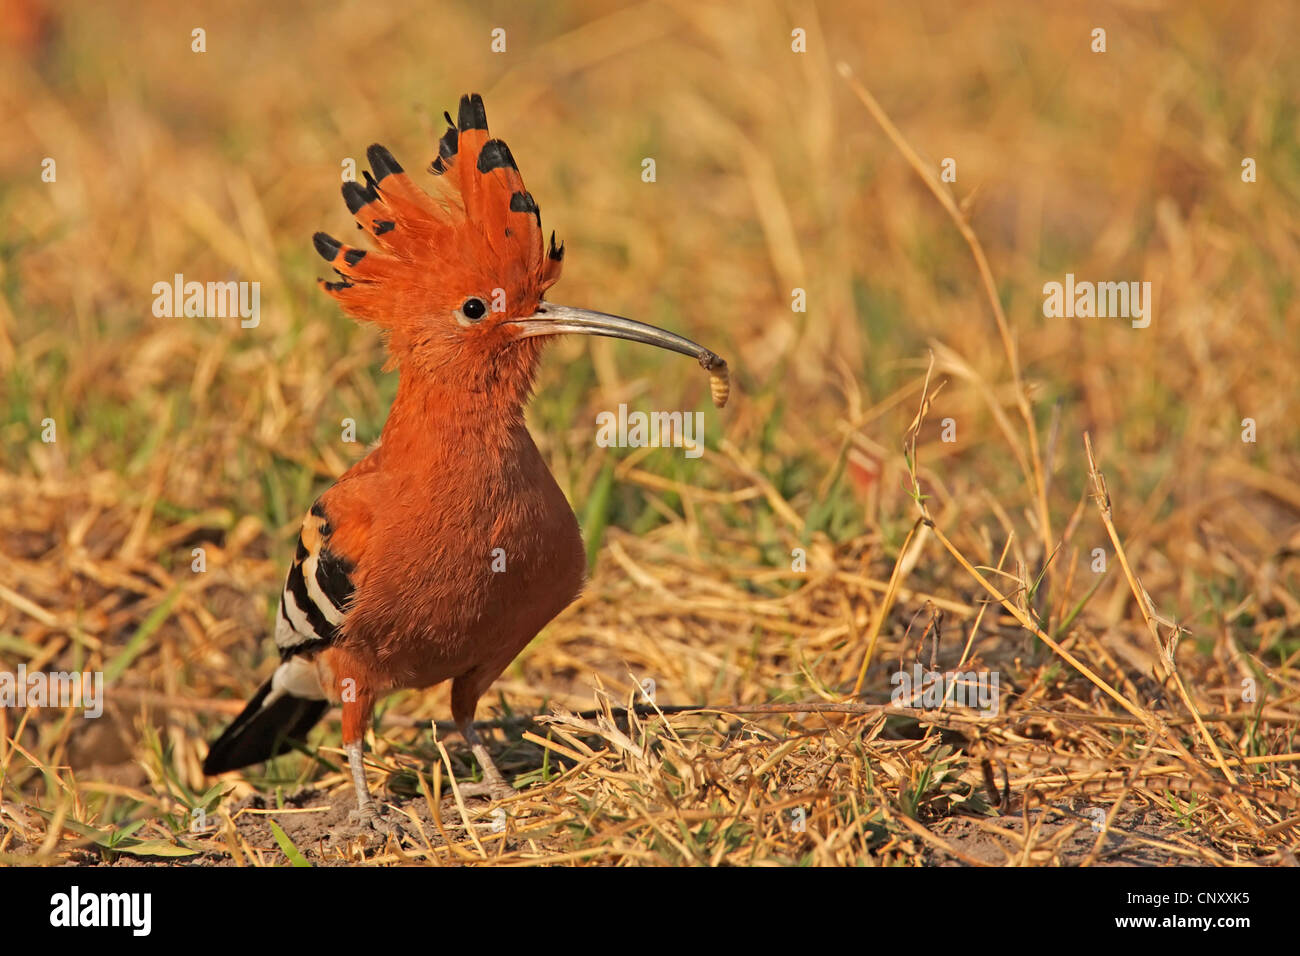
[274,499,359,658]
[202,491,371,773]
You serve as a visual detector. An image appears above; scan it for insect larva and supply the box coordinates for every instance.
[696,351,729,408]
[696,353,728,408]
[709,364,730,408]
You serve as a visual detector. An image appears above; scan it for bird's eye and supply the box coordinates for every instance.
[459,297,487,323]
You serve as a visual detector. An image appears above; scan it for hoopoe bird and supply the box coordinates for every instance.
[202,93,728,829]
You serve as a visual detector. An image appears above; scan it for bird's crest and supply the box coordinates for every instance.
[312,93,564,365]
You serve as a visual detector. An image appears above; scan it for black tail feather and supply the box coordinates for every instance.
[202,677,329,774]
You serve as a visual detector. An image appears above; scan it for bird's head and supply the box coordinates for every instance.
[313,93,725,408]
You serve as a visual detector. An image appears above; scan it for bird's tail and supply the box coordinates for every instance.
[202,659,329,774]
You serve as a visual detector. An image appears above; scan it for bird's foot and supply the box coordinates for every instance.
[343,739,409,845]
[456,721,516,801]
[347,803,409,844]
[455,777,516,801]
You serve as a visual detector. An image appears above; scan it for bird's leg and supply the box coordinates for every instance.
[343,738,407,840]
[455,719,514,800]
[450,674,514,800]
[345,739,382,826]
[331,658,402,836]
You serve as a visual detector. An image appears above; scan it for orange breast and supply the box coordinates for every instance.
[336,413,586,694]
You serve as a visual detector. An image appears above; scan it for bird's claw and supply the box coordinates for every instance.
[347,805,408,843]
[456,779,516,801]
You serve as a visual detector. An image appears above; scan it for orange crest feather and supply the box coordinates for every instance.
[311,93,565,360]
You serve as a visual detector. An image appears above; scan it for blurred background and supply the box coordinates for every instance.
[1,1,1297,863]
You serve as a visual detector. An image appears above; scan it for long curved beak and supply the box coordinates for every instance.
[507,303,727,375]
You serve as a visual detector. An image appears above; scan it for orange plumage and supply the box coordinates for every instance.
[203,93,727,828]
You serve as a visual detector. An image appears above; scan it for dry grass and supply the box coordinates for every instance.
[1,0,1298,866]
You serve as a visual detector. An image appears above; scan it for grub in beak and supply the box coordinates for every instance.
[509,303,729,407]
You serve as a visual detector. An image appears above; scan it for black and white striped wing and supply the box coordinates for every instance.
[275,501,356,658]
[202,501,356,774]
